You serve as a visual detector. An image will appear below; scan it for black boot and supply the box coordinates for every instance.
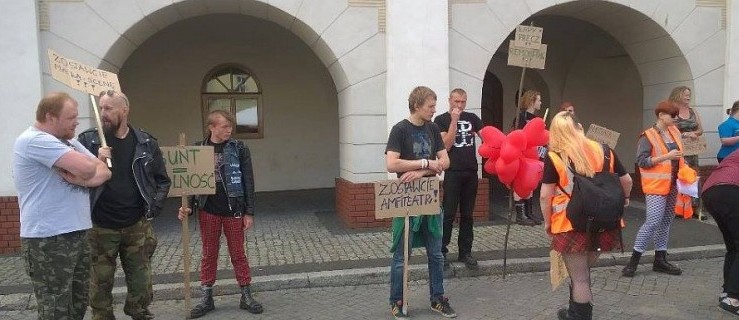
[524,198,542,225]
[653,250,682,275]
[622,251,641,277]
[190,286,215,318]
[239,285,264,314]
[515,200,536,226]
[558,300,592,320]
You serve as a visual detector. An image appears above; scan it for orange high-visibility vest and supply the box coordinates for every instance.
[548,140,615,234]
[639,127,686,196]
[674,193,693,219]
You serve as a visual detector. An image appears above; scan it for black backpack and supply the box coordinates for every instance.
[556,144,625,233]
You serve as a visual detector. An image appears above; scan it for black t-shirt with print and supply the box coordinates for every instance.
[385,119,445,178]
[203,140,232,216]
[434,111,483,171]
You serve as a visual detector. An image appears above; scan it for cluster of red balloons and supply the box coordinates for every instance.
[478,118,549,197]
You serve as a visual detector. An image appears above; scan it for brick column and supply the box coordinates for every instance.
[0,197,21,254]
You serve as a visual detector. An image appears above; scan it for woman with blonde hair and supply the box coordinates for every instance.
[541,111,632,320]
[669,86,704,218]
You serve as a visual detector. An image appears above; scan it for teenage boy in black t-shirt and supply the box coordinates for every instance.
[386,86,456,318]
[433,88,483,270]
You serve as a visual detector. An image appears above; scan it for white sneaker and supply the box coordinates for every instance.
[719,297,739,315]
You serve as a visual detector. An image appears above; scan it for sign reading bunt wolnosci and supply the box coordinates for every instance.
[47,49,121,96]
[374,177,440,219]
[508,25,547,70]
[586,124,621,149]
[161,146,216,197]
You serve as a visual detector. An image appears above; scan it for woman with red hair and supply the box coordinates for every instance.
[622,101,688,277]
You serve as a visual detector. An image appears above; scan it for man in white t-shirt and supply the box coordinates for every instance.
[13,92,111,320]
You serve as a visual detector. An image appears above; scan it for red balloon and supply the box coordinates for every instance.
[512,158,544,197]
[523,118,549,147]
[496,158,520,185]
[507,130,527,150]
[483,158,497,175]
[499,140,522,163]
[478,144,501,161]
[523,147,539,160]
[479,126,505,146]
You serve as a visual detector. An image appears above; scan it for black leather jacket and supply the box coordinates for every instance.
[78,126,171,219]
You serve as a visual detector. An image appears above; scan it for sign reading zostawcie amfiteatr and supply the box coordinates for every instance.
[47,49,121,96]
[161,146,216,197]
[374,177,440,219]
[508,25,547,69]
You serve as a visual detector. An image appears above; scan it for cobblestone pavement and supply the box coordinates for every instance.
[2,258,734,319]
[0,189,723,318]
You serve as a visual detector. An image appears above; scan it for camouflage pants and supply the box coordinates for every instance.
[89,219,157,320]
[22,229,91,320]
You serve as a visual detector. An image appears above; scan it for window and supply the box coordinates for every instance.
[202,64,263,139]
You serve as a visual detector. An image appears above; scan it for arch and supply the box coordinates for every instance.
[41,0,388,183]
[450,0,724,164]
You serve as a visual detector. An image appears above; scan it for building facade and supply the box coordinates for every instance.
[1,0,737,252]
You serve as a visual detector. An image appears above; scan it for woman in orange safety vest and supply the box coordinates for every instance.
[622,100,688,278]
[540,111,632,320]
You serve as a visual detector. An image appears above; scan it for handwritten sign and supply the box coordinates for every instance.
[514,25,544,49]
[161,146,216,197]
[508,25,547,69]
[374,177,440,219]
[47,49,121,95]
[550,250,569,291]
[586,124,620,149]
[682,135,707,156]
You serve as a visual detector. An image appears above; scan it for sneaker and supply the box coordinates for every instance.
[391,300,407,319]
[431,297,457,318]
[720,297,739,315]
[458,255,479,270]
[720,292,728,303]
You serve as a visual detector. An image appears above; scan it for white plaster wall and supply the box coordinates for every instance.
[1,1,43,195]
[385,0,449,180]
[117,15,338,192]
[727,0,739,112]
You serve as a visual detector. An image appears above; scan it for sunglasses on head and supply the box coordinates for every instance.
[99,90,129,106]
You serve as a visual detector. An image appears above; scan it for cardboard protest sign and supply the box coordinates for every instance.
[508,25,547,69]
[374,177,440,219]
[586,124,620,149]
[682,135,707,156]
[508,41,547,69]
[47,49,121,95]
[514,25,544,49]
[550,250,569,291]
[161,146,216,197]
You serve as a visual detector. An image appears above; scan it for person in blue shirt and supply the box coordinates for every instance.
[718,101,739,163]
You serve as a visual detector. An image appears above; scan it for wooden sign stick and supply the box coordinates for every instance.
[402,212,410,315]
[89,94,112,167]
[178,133,192,316]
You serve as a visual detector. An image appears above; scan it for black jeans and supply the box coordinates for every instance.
[702,184,739,298]
[441,170,478,257]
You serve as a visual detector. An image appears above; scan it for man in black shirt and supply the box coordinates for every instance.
[78,90,171,320]
[434,88,483,270]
